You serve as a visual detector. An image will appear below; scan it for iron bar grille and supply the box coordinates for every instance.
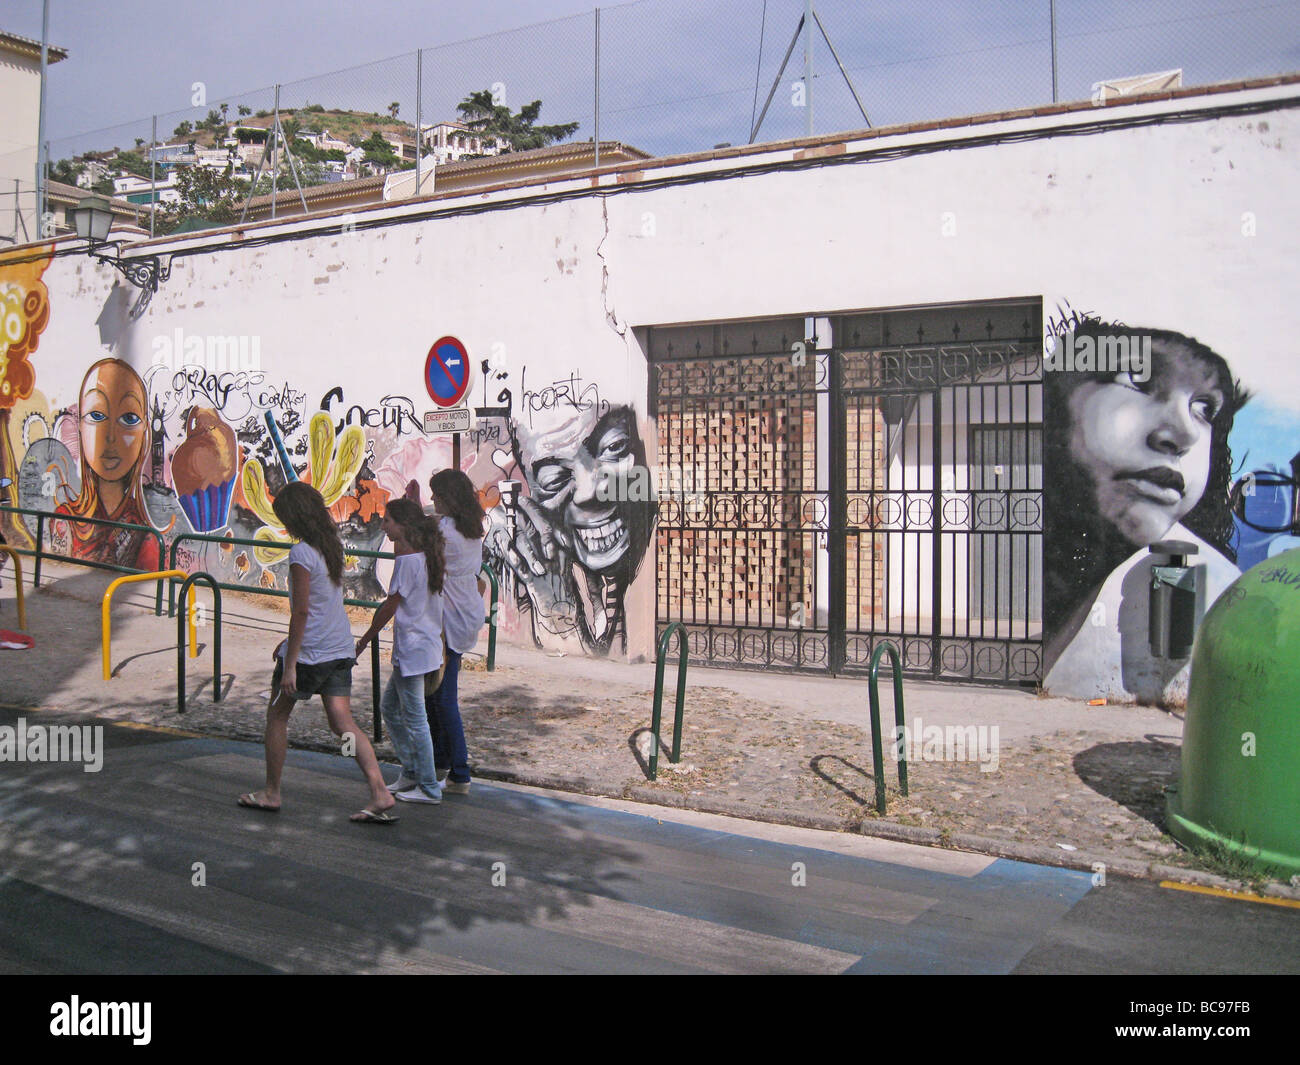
[651,304,1043,684]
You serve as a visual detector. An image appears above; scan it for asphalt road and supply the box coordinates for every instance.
[0,707,1296,976]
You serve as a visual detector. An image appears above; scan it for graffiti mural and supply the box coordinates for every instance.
[46,359,159,570]
[484,385,656,655]
[1228,401,1300,570]
[2,262,653,659]
[1042,314,1254,702]
[0,250,52,550]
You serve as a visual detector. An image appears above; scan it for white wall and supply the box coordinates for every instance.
[3,81,1296,692]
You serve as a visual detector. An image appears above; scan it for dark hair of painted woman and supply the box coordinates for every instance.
[271,481,344,584]
[384,496,446,595]
[1043,320,1250,639]
[429,468,487,541]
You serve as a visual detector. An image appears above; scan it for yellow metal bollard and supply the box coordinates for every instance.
[0,545,27,631]
[103,570,193,681]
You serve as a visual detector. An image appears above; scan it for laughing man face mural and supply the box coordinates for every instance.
[490,401,654,654]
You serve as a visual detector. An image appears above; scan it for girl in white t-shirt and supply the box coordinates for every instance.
[238,481,397,824]
[424,469,487,794]
[355,497,446,803]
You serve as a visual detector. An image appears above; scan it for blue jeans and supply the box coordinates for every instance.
[381,669,442,798]
[426,650,470,784]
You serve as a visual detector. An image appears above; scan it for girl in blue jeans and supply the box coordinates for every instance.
[356,498,446,804]
[424,469,487,794]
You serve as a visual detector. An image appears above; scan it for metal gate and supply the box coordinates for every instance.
[650,303,1043,684]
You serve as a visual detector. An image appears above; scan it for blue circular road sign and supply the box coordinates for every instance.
[425,336,471,408]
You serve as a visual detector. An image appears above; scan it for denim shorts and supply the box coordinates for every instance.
[272,657,354,701]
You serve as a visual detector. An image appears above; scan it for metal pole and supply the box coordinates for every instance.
[813,10,870,128]
[1050,0,1058,103]
[416,50,423,196]
[804,0,813,136]
[271,85,280,220]
[749,15,805,144]
[594,8,601,168]
[36,0,50,238]
[150,115,157,237]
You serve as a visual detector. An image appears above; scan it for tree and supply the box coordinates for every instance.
[238,104,252,117]
[114,149,151,179]
[388,101,400,119]
[156,164,247,232]
[48,157,82,185]
[360,130,399,170]
[174,120,193,137]
[455,89,579,153]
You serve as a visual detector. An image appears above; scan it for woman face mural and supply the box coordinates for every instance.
[77,358,148,512]
[54,357,158,571]
[1065,336,1228,546]
[1043,322,1248,665]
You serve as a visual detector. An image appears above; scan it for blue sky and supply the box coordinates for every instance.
[7,0,1299,160]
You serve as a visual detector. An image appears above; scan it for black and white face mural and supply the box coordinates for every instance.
[1043,316,1252,701]
[485,402,655,655]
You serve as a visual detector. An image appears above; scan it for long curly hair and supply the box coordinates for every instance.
[429,468,486,541]
[272,481,344,584]
[385,496,446,595]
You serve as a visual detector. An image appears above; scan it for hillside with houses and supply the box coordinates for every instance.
[49,97,571,235]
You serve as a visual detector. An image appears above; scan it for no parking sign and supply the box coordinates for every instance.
[424,336,471,408]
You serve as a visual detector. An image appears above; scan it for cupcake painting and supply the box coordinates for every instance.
[172,407,239,533]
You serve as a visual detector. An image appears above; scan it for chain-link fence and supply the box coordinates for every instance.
[4,0,1296,244]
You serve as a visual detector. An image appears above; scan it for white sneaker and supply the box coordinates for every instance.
[386,775,418,794]
[395,786,442,804]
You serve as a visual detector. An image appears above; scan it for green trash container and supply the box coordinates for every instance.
[1166,545,1300,878]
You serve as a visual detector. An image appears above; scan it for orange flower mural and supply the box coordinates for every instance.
[0,248,52,548]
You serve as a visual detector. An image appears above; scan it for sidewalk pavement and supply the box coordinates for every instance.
[2,559,1296,897]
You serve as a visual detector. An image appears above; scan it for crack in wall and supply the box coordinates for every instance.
[596,196,626,339]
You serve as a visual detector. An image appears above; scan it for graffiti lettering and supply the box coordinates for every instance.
[519,367,606,428]
[147,364,267,423]
[257,381,306,411]
[468,423,503,449]
[321,387,423,438]
[1259,565,1300,590]
[477,359,513,420]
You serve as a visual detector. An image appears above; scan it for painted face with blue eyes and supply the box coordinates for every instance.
[1067,339,1227,545]
[79,360,148,485]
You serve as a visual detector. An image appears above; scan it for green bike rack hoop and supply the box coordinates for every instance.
[867,641,909,815]
[649,622,689,780]
[176,572,222,714]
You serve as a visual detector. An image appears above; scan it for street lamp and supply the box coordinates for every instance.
[68,194,171,295]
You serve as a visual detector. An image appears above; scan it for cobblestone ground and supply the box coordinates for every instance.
[5,572,1271,884]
